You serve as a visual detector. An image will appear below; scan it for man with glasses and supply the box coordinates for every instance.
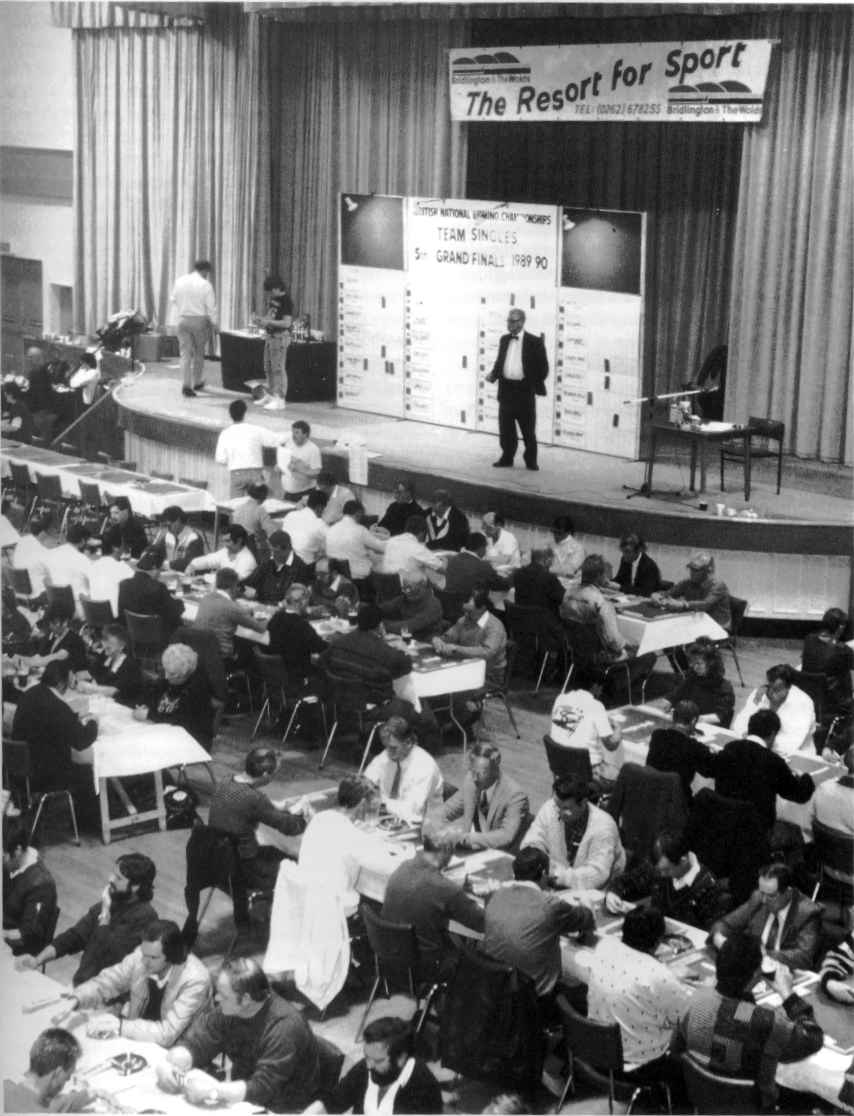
[485,308,549,471]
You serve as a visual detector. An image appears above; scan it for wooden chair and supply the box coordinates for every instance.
[720,416,784,502]
[680,1053,758,1114]
[716,596,748,686]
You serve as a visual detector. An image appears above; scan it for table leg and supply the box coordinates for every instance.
[99,778,111,844]
[689,438,698,492]
[744,435,751,502]
[153,769,167,832]
[447,695,468,753]
[644,430,657,493]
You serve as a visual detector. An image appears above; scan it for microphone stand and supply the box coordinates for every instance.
[621,386,712,500]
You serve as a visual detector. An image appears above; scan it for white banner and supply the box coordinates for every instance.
[449,39,775,123]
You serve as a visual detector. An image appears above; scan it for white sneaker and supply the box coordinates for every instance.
[263,397,286,411]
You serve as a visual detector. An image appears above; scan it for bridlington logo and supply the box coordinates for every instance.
[667,79,762,104]
[452,51,531,82]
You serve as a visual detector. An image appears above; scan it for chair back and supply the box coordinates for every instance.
[728,596,748,638]
[608,762,685,863]
[125,610,165,656]
[795,670,828,722]
[370,571,401,604]
[151,469,175,481]
[45,584,75,614]
[9,567,34,598]
[437,589,467,623]
[81,598,115,628]
[505,601,564,649]
[252,647,290,691]
[555,992,623,1072]
[813,819,854,881]
[563,617,608,667]
[171,625,227,701]
[680,1053,759,1114]
[543,735,593,783]
[78,481,102,508]
[686,788,767,905]
[361,902,420,976]
[10,462,32,490]
[184,823,239,895]
[747,416,784,445]
[35,473,63,503]
[328,557,352,580]
[3,738,33,781]
[323,667,379,716]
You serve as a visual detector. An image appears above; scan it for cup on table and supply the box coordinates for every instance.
[715,503,726,516]
[400,627,412,645]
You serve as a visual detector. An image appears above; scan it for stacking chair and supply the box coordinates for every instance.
[124,610,165,672]
[543,734,593,783]
[720,416,784,502]
[478,639,520,739]
[563,618,632,700]
[356,904,446,1042]
[33,472,69,534]
[680,1053,758,1114]
[150,469,175,481]
[2,739,80,846]
[9,567,40,608]
[555,994,670,1115]
[319,669,380,772]
[80,598,115,630]
[504,602,571,691]
[45,584,75,615]
[811,819,854,926]
[607,763,685,865]
[370,571,401,605]
[250,648,311,742]
[8,461,35,516]
[75,481,107,534]
[179,477,209,491]
[436,589,467,625]
[715,596,747,686]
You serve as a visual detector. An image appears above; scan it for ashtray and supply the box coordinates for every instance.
[655,934,694,961]
[377,815,406,833]
[111,1052,147,1076]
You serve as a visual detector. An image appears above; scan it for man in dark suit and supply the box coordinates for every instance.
[443,741,529,851]
[443,533,510,598]
[486,308,548,471]
[512,547,566,641]
[117,550,185,634]
[710,862,823,971]
[615,532,662,597]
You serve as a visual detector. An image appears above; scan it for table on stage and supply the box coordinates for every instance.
[69,695,212,844]
[0,948,253,1116]
[644,420,752,498]
[611,701,845,837]
[2,441,217,518]
[219,331,337,400]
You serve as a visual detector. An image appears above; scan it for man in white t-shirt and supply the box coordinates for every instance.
[281,490,328,567]
[214,399,279,497]
[549,679,624,790]
[276,420,322,499]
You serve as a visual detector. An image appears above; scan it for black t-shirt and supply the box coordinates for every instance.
[266,292,294,328]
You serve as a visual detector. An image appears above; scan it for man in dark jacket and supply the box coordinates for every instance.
[512,546,566,643]
[442,533,510,597]
[244,530,312,604]
[266,583,328,684]
[673,932,823,1110]
[646,700,717,804]
[2,818,58,956]
[377,480,426,538]
[713,709,814,830]
[486,307,548,470]
[424,489,469,552]
[16,853,158,985]
[118,550,185,633]
[321,1016,442,1115]
[648,829,730,930]
[614,532,661,597]
[107,495,149,559]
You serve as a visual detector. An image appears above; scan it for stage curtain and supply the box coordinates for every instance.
[258,17,467,335]
[73,7,261,338]
[727,7,853,463]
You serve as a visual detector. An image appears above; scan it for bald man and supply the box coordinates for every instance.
[486,309,549,471]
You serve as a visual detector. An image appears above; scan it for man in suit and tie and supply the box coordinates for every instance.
[443,742,529,851]
[486,308,549,471]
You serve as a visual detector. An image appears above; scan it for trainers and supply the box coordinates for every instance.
[182,387,196,398]
[193,381,206,392]
[263,397,286,410]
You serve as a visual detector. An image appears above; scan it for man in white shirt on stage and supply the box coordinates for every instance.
[215,399,278,497]
[171,259,217,398]
[364,716,444,825]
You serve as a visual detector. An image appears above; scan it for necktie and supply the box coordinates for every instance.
[479,790,489,817]
[389,761,402,799]
[765,912,780,950]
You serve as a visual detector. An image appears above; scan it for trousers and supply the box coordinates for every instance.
[177,315,209,389]
[264,333,290,398]
[498,385,538,466]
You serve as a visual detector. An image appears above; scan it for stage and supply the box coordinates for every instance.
[113,359,853,620]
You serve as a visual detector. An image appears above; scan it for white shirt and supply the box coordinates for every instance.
[276,438,322,495]
[364,1057,417,1116]
[326,516,385,579]
[485,527,521,569]
[11,534,52,596]
[671,851,703,892]
[188,545,257,581]
[501,334,524,380]
[45,544,91,601]
[321,484,356,526]
[380,533,443,576]
[364,745,444,823]
[298,810,397,918]
[731,685,816,757]
[551,535,585,578]
[215,422,278,472]
[550,689,624,781]
[282,506,327,565]
[171,270,216,320]
[87,554,134,615]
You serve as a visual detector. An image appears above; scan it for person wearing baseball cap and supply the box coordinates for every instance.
[651,552,732,631]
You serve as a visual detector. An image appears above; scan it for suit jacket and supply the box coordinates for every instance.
[425,506,469,552]
[443,772,529,850]
[615,552,661,597]
[490,331,548,399]
[443,551,509,596]
[118,571,185,634]
[12,683,98,790]
[711,888,823,970]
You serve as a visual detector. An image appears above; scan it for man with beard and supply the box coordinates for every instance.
[306,1016,442,1115]
[15,853,158,985]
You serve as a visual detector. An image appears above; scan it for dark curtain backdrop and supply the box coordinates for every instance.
[465,12,755,404]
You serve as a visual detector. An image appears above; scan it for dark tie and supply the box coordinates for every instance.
[765,913,780,950]
[389,761,402,799]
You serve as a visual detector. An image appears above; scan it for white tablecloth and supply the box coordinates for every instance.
[615,610,727,655]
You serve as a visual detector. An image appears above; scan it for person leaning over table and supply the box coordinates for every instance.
[3,816,58,957]
[33,600,88,673]
[193,567,268,664]
[266,582,328,689]
[282,487,328,569]
[432,586,508,690]
[17,853,158,985]
[650,550,732,631]
[731,662,817,757]
[379,570,444,639]
[666,637,735,726]
[306,1015,443,1116]
[614,531,662,597]
[364,715,443,824]
[322,602,413,705]
[117,548,185,635]
[379,515,445,580]
[208,745,310,893]
[443,741,529,851]
[709,861,823,971]
[243,528,313,604]
[646,700,717,806]
[61,919,211,1048]
[3,1027,95,1114]
[310,555,360,615]
[442,531,511,598]
[381,821,485,982]
[149,505,205,572]
[483,847,596,1000]
[325,499,386,597]
[187,523,258,583]
[316,469,355,526]
[134,642,215,750]
[106,495,149,560]
[83,622,143,705]
[521,774,626,890]
[156,957,325,1112]
[714,709,815,833]
[672,932,824,1111]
